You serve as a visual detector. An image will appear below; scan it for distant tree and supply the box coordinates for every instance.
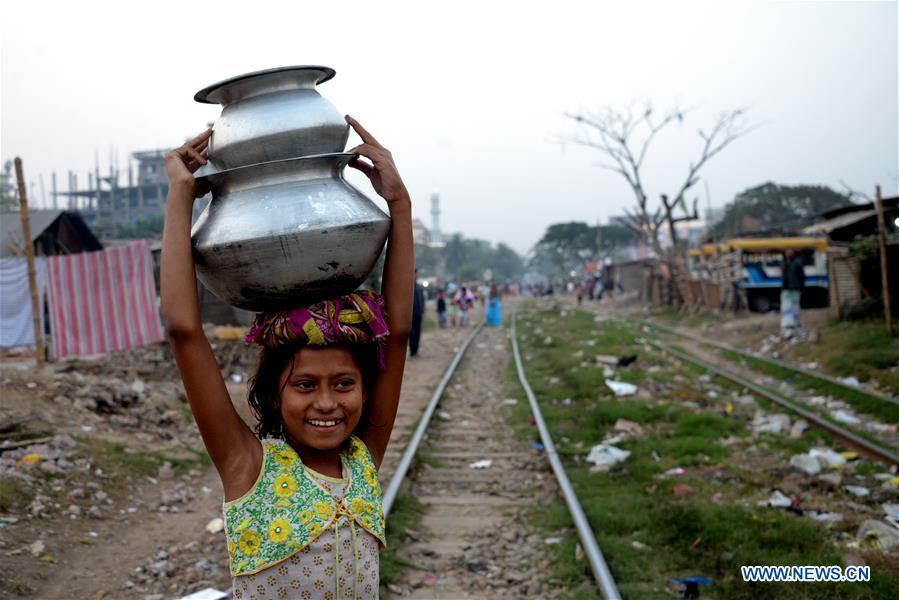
[491,242,525,281]
[708,183,852,239]
[435,233,524,283]
[528,221,637,279]
[565,102,753,255]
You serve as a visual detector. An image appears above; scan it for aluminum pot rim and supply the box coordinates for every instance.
[194,151,356,182]
[194,65,336,105]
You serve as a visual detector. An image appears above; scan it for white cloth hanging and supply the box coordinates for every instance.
[0,257,48,347]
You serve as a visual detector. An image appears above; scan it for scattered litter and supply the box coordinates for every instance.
[631,540,650,551]
[575,542,584,561]
[469,459,492,470]
[605,379,637,397]
[501,398,518,406]
[177,588,230,600]
[229,373,244,383]
[664,467,686,477]
[16,453,42,467]
[882,504,899,520]
[818,473,842,487]
[205,518,224,534]
[130,379,145,394]
[711,492,724,503]
[837,376,861,388]
[544,536,562,545]
[669,577,714,597]
[543,336,553,345]
[831,410,861,425]
[617,354,638,367]
[437,411,452,422]
[789,419,808,438]
[672,484,696,497]
[807,511,844,523]
[613,418,645,437]
[585,444,631,471]
[844,485,870,497]
[548,377,560,385]
[602,366,615,378]
[752,413,791,435]
[699,374,712,383]
[760,490,792,508]
[707,390,719,399]
[857,520,899,550]
[809,448,847,469]
[561,397,572,406]
[595,355,618,366]
[802,362,818,370]
[531,441,545,453]
[29,540,45,556]
[790,453,821,475]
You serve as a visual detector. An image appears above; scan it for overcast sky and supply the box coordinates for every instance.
[2,0,896,254]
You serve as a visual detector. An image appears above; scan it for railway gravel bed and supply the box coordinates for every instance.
[389,325,566,599]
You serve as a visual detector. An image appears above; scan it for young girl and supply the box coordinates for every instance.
[160,116,413,600]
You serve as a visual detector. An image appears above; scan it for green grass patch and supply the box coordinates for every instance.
[511,302,899,599]
[72,437,210,480]
[783,319,899,395]
[380,491,424,594]
[0,476,32,512]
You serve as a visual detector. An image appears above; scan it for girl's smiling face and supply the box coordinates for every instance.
[278,346,366,450]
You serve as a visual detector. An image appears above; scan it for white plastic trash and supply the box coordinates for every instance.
[469,459,492,469]
[585,444,631,471]
[605,380,637,397]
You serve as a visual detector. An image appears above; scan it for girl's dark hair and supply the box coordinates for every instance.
[247,343,380,440]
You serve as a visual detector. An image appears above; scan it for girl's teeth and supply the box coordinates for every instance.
[309,419,340,427]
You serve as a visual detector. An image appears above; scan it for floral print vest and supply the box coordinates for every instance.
[223,436,385,576]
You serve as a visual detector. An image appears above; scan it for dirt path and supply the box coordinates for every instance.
[391,323,563,599]
[1,315,473,599]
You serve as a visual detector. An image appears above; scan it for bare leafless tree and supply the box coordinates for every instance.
[565,102,753,257]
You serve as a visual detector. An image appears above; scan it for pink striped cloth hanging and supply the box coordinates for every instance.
[46,241,164,358]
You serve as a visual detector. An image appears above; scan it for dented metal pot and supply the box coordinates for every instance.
[191,153,390,311]
[195,65,349,170]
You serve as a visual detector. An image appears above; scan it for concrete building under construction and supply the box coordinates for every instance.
[52,150,171,238]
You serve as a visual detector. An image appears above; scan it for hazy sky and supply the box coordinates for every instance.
[2,0,896,254]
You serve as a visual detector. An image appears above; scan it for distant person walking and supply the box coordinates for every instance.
[410,269,425,356]
[781,249,805,335]
[486,283,502,327]
[458,286,471,327]
[436,288,447,328]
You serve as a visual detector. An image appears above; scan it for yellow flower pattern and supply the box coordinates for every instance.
[273,474,297,498]
[223,436,385,576]
[238,530,260,555]
[267,519,291,543]
[314,501,332,520]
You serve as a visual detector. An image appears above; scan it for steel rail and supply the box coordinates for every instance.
[381,321,486,517]
[511,312,622,600]
[658,342,899,467]
[644,319,899,405]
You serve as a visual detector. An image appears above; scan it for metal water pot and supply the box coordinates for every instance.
[195,66,349,170]
[191,153,390,311]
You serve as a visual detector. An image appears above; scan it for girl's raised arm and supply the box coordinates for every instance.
[345,116,413,468]
[160,131,261,499]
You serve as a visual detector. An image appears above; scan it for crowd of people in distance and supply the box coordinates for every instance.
[407,278,509,357]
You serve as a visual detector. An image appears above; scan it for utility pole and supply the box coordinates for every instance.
[14,158,45,367]
[874,185,893,334]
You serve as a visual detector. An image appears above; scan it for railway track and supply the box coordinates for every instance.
[631,319,898,468]
[652,341,899,467]
[383,317,620,599]
[644,319,899,406]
